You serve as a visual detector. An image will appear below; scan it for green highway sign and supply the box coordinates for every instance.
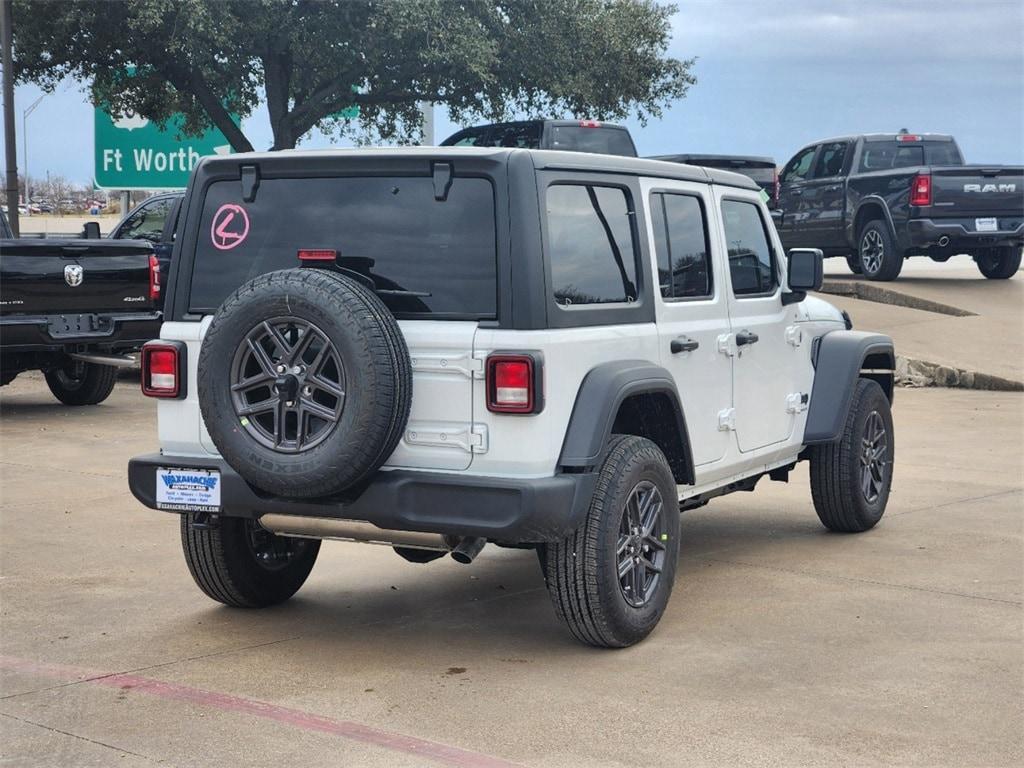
[94,108,235,190]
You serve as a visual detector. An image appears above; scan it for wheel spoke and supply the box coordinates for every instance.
[308,374,345,400]
[263,321,294,359]
[246,337,278,377]
[618,555,634,579]
[237,396,277,417]
[299,396,339,424]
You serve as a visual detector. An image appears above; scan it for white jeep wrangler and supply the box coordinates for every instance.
[129,148,895,647]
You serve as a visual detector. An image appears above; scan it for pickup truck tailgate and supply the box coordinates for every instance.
[0,239,155,314]
[929,166,1024,215]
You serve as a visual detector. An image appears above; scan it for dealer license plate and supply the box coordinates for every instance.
[975,217,998,232]
[156,467,221,512]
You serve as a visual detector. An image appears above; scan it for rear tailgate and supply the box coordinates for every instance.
[0,239,155,315]
[928,166,1024,216]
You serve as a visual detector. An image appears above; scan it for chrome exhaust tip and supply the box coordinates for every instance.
[938,236,950,247]
[450,537,486,564]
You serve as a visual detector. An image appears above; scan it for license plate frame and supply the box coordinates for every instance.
[975,217,998,233]
[156,467,222,512]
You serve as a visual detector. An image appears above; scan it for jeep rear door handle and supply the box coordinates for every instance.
[670,336,699,354]
[735,330,759,346]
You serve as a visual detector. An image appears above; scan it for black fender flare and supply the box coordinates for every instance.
[804,330,895,445]
[849,196,898,246]
[558,360,694,484]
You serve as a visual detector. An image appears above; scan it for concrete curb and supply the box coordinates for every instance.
[896,355,1024,392]
[819,281,975,317]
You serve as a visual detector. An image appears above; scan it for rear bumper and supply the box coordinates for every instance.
[128,452,597,544]
[905,218,1024,251]
[0,311,161,353]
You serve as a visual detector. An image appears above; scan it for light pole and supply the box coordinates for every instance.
[23,94,43,215]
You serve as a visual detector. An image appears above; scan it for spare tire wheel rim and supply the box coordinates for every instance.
[229,317,346,452]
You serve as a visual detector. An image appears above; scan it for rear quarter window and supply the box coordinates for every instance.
[188,176,497,319]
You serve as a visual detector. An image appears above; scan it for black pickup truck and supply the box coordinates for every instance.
[0,212,162,404]
[775,133,1023,280]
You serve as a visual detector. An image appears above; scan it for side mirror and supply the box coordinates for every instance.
[81,221,101,239]
[783,248,823,304]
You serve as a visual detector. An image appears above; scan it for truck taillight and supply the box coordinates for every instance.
[910,173,932,206]
[148,254,160,300]
[486,353,543,414]
[578,120,602,128]
[141,341,185,398]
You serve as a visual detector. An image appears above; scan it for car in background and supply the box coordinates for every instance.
[775,132,1023,280]
[440,119,637,157]
[108,192,184,284]
[650,154,778,208]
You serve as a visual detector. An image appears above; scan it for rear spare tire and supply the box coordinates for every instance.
[198,269,412,498]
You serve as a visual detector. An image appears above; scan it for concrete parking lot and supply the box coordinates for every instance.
[2,268,1022,767]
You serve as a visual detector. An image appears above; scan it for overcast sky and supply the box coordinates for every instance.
[8,0,1024,186]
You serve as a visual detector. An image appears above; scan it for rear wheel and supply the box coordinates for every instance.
[180,514,320,607]
[973,246,1022,279]
[44,358,117,405]
[857,220,903,281]
[542,435,679,647]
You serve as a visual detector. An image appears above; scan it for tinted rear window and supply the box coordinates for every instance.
[189,176,497,318]
[859,141,963,171]
[548,126,636,157]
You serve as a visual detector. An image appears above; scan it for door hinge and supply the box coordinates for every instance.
[405,423,489,453]
[717,333,737,358]
[718,408,736,431]
[785,325,804,347]
[409,352,485,379]
[785,393,809,414]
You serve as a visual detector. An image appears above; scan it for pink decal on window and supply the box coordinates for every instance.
[210,204,250,250]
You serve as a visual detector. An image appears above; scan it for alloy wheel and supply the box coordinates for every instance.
[230,317,346,453]
[860,229,884,274]
[617,480,668,608]
[860,410,889,503]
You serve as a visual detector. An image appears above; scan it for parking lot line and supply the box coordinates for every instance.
[0,655,521,768]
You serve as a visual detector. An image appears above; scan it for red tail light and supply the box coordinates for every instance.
[578,120,602,128]
[486,354,542,414]
[148,254,160,301]
[141,342,184,398]
[910,173,932,206]
[897,134,921,142]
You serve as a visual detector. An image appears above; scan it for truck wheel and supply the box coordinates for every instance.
[198,269,412,498]
[809,379,894,533]
[180,514,320,608]
[44,359,118,405]
[542,435,680,648]
[974,246,1022,279]
[845,254,863,275]
[857,220,903,281]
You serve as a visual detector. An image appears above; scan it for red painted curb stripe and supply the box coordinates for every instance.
[0,655,520,768]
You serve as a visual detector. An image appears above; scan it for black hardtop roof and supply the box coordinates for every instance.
[650,153,776,167]
[193,146,759,191]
